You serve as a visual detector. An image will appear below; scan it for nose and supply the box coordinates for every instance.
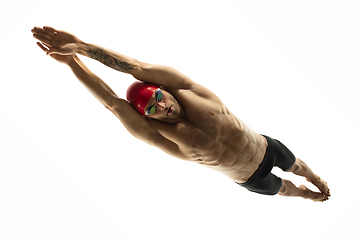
[156,101,166,111]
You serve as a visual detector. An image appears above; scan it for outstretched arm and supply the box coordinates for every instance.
[68,56,186,159]
[77,42,136,74]
[33,33,118,106]
[34,40,185,160]
[32,26,194,89]
[71,56,186,159]
[69,55,119,108]
[75,42,194,90]
[52,41,194,90]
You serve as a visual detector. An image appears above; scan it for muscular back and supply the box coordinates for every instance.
[147,84,268,183]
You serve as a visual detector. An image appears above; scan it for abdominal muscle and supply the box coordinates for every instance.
[177,115,268,184]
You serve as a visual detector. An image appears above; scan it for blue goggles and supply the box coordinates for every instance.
[145,89,163,115]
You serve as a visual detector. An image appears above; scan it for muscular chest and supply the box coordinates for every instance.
[174,121,215,150]
[147,89,244,158]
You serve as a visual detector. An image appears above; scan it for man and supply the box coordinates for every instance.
[32,26,330,202]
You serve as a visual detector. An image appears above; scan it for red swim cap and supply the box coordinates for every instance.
[126,81,160,115]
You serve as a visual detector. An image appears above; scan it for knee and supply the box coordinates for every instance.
[278,179,298,196]
[278,180,288,195]
[288,158,303,172]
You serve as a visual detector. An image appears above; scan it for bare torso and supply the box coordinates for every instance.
[147,85,268,183]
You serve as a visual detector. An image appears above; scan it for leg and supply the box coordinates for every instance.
[286,158,330,197]
[278,179,329,202]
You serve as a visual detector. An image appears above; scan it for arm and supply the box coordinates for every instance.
[33,27,194,89]
[69,55,184,159]
[70,56,186,159]
[33,32,186,160]
[74,43,223,103]
[34,36,119,106]
[69,55,186,159]
[68,54,119,109]
[76,42,194,89]
[110,99,186,160]
[77,42,136,74]
[31,26,132,73]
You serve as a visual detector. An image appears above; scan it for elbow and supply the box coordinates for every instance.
[142,132,163,147]
[130,61,151,81]
[105,97,125,113]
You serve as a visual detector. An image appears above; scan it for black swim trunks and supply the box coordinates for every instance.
[236,135,296,195]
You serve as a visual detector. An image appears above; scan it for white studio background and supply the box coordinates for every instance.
[0,0,359,240]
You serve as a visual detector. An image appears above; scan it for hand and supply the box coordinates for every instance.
[32,26,82,50]
[36,42,74,65]
[45,43,79,56]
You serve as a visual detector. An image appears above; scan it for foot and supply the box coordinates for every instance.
[305,175,330,197]
[299,185,330,202]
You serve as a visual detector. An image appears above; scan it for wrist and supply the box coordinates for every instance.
[77,42,89,55]
[67,55,78,67]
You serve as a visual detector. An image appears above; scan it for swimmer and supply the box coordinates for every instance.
[31,26,330,202]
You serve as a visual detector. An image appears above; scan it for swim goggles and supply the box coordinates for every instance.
[145,88,163,115]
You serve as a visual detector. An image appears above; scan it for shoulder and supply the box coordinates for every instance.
[133,62,195,89]
[167,82,223,104]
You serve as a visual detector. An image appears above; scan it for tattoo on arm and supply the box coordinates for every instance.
[86,47,133,73]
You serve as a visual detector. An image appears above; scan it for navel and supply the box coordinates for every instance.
[192,145,197,149]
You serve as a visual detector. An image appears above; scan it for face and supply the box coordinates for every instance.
[144,88,182,121]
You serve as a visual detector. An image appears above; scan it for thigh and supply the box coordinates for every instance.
[273,139,296,171]
[238,173,283,195]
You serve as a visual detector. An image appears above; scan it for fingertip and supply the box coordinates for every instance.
[44,26,56,32]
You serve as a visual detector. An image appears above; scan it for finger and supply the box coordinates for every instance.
[32,26,56,38]
[38,39,51,48]
[37,42,59,56]
[32,29,52,40]
[37,42,49,53]
[32,27,51,36]
[32,30,53,39]
[33,33,51,46]
[31,26,44,33]
[47,48,61,56]
[43,26,59,34]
